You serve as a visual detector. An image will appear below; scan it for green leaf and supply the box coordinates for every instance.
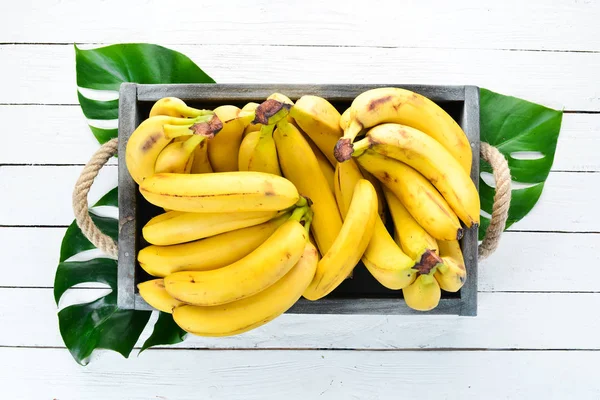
[140,312,188,353]
[92,186,118,207]
[479,88,562,239]
[75,43,215,144]
[54,258,117,305]
[59,291,151,366]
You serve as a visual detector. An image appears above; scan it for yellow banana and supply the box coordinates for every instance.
[339,107,351,130]
[154,134,204,174]
[336,87,472,173]
[137,279,186,313]
[173,241,318,337]
[125,114,222,185]
[164,208,310,306]
[355,149,462,240]
[238,124,281,175]
[149,97,211,118]
[268,92,295,124]
[190,139,213,173]
[138,213,290,277]
[306,136,335,193]
[334,159,417,290]
[357,165,387,223]
[304,179,377,300]
[402,273,441,312]
[207,105,247,172]
[383,186,439,260]
[274,118,343,256]
[142,209,283,246]
[242,102,261,136]
[434,240,467,292]
[353,124,480,228]
[139,171,300,213]
[290,95,342,165]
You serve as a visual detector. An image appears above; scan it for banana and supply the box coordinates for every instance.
[357,165,387,223]
[402,273,441,312]
[434,240,467,292]
[149,97,211,118]
[274,118,343,255]
[164,207,310,306]
[355,149,462,240]
[383,186,439,260]
[353,123,480,228]
[190,139,213,173]
[336,87,472,173]
[304,179,377,300]
[207,105,247,172]
[125,114,222,185]
[137,279,186,313]
[290,95,342,165]
[306,136,335,193]
[139,171,300,213]
[242,102,261,136]
[238,124,281,175]
[154,134,204,174]
[268,92,295,124]
[334,159,417,290]
[173,241,318,337]
[138,213,290,277]
[339,107,351,130]
[142,209,284,246]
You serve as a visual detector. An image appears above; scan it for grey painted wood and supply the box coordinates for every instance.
[117,83,139,310]
[118,83,480,316]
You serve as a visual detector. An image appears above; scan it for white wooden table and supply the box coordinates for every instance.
[1,1,599,398]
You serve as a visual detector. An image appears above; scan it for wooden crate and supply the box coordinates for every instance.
[116,83,480,316]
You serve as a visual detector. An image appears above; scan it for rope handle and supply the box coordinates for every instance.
[72,139,511,261]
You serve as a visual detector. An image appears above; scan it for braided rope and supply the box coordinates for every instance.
[72,138,119,258]
[478,142,512,260]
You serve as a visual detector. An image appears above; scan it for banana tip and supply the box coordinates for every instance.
[334,138,354,162]
[414,249,443,275]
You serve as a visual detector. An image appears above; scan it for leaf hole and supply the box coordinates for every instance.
[481,172,540,190]
[480,209,492,219]
[78,87,119,102]
[65,248,117,262]
[90,205,119,220]
[510,151,545,160]
[87,118,118,130]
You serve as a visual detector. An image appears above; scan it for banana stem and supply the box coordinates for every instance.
[350,137,371,157]
[289,205,309,222]
[253,99,291,125]
[164,124,194,139]
[163,114,216,139]
[301,208,314,234]
[182,134,205,155]
[176,104,213,118]
[259,123,276,138]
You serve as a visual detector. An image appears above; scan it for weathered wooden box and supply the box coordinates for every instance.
[117,84,480,316]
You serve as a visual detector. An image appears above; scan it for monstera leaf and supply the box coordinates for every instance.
[478,88,563,239]
[75,43,215,143]
[55,44,215,365]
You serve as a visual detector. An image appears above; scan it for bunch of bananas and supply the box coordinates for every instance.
[125,86,478,337]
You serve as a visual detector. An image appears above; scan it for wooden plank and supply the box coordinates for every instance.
[2,106,595,171]
[0,166,596,230]
[0,165,117,226]
[1,0,599,51]
[0,105,116,165]
[1,348,599,399]
[6,289,600,349]
[3,229,599,292]
[2,44,600,111]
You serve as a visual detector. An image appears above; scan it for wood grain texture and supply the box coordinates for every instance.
[2,348,600,400]
[6,289,600,349]
[0,166,596,229]
[3,44,600,110]
[2,0,599,52]
[3,230,599,292]
[2,107,595,171]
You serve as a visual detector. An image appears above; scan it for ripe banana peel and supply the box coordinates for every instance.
[173,241,318,337]
[356,149,462,241]
[304,179,377,300]
[353,123,480,228]
[336,87,472,173]
[139,171,300,213]
[138,279,185,313]
[238,124,281,175]
[164,208,310,306]
[138,213,290,277]
[334,159,417,290]
[125,114,222,185]
[149,97,212,118]
[142,209,283,246]
[434,239,467,292]
[290,95,342,165]
[154,134,204,174]
[402,273,441,312]
[190,139,213,173]
[274,118,343,256]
